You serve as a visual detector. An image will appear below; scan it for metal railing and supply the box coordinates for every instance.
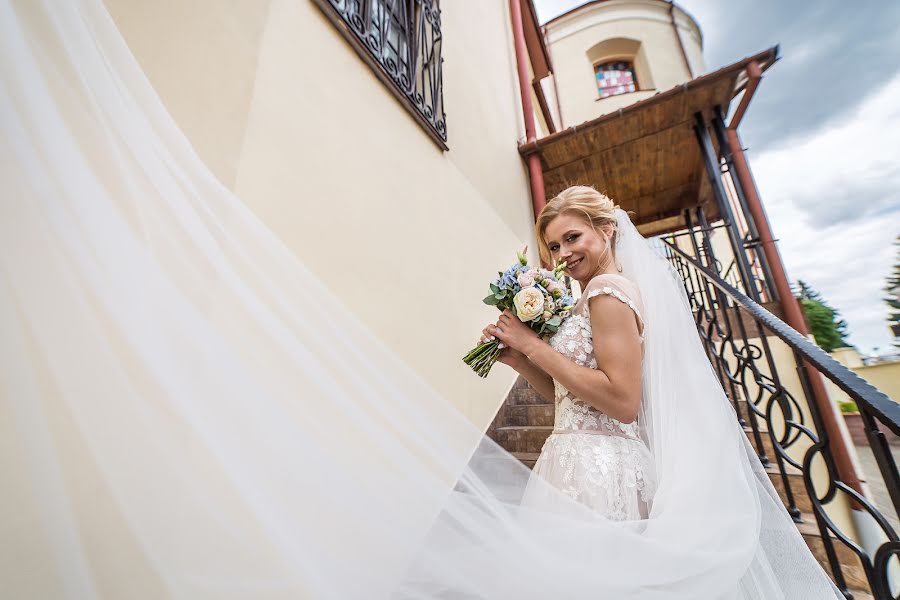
[664,239,900,599]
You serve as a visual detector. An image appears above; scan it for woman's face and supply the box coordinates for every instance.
[544,211,613,282]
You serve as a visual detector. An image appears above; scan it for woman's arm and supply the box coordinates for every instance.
[489,297,643,423]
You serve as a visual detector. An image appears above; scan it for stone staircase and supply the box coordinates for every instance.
[486,376,875,600]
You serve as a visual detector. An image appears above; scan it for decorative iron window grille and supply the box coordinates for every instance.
[314,0,447,148]
[595,60,637,99]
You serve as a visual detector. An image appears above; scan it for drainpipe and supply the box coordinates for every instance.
[510,0,547,218]
[726,65,864,500]
[668,1,694,79]
[542,24,565,130]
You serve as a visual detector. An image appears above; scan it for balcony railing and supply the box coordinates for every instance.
[664,239,900,599]
[314,0,447,148]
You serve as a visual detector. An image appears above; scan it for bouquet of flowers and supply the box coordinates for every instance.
[463,247,574,377]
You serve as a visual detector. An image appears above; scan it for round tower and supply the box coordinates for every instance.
[544,0,705,127]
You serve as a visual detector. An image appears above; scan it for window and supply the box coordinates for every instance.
[315,0,447,148]
[594,61,637,99]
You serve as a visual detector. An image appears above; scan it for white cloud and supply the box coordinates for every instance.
[751,70,900,354]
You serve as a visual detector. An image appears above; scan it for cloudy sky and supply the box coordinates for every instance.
[533,0,900,355]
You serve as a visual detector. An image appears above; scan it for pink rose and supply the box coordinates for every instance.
[517,272,535,288]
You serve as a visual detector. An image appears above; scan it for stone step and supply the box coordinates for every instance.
[732,396,763,426]
[497,403,555,428]
[743,424,778,463]
[795,512,871,594]
[741,425,816,515]
[504,376,550,406]
[764,461,814,515]
[493,426,553,454]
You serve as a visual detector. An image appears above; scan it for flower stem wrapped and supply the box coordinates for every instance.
[463,247,573,377]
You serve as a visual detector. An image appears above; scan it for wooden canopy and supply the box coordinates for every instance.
[519,47,779,235]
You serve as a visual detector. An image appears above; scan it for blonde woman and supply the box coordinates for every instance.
[478,185,844,597]
[482,186,653,520]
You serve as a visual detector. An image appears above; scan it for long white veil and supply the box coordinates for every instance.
[0,0,842,598]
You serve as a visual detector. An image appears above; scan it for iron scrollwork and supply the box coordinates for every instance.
[665,239,900,599]
[317,0,447,146]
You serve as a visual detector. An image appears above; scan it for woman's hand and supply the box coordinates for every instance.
[485,309,542,356]
[479,325,526,369]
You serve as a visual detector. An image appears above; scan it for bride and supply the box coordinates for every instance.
[483,188,655,520]
[1,1,848,598]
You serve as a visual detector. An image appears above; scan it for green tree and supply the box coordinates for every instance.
[794,280,852,352]
[885,235,900,347]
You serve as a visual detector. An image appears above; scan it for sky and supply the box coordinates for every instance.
[534,0,900,355]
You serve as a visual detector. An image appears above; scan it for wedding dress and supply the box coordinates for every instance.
[524,274,656,521]
[0,0,847,598]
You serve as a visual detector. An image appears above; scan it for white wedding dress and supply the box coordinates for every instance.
[526,274,656,521]
[0,1,847,597]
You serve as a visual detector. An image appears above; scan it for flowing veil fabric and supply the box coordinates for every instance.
[0,1,843,598]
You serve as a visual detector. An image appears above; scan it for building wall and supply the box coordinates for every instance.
[831,348,900,404]
[104,0,539,429]
[543,0,705,128]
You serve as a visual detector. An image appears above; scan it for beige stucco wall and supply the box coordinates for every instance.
[831,348,900,403]
[104,0,538,429]
[544,0,705,128]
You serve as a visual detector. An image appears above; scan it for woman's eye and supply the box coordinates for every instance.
[566,234,579,242]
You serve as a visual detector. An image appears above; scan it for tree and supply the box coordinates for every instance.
[885,235,900,347]
[795,280,852,352]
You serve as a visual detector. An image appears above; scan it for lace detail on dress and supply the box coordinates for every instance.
[538,433,655,521]
[555,396,640,439]
[534,280,656,521]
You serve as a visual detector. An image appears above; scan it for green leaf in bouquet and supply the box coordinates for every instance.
[490,283,500,295]
[483,294,500,305]
[547,316,562,327]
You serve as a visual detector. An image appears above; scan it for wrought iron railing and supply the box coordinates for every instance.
[664,239,900,599]
[314,0,447,147]
[664,210,775,303]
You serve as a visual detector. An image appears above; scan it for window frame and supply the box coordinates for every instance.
[313,0,447,150]
[593,58,639,100]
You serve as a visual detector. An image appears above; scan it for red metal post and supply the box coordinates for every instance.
[509,0,547,217]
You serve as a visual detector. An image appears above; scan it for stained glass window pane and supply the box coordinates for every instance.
[595,61,637,99]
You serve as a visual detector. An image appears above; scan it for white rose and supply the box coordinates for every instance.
[513,288,545,322]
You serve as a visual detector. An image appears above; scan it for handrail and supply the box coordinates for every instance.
[664,238,900,599]
[665,241,899,432]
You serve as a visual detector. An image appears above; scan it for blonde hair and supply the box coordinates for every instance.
[535,185,621,266]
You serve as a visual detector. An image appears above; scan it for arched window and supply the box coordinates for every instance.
[594,60,637,98]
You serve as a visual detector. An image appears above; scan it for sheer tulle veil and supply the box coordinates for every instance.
[0,0,841,598]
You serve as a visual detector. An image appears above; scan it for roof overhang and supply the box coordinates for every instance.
[521,0,552,79]
[519,46,779,236]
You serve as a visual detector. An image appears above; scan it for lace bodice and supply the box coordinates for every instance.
[548,274,645,440]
